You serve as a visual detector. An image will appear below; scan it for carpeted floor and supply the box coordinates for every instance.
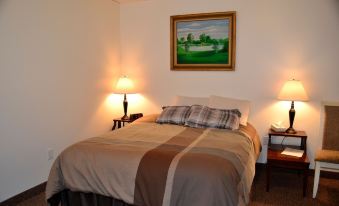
[250,167,339,206]
[8,166,339,206]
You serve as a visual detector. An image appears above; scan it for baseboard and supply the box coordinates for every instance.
[0,182,46,206]
[255,162,339,179]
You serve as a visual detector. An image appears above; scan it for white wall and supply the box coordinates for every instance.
[1,0,338,201]
[120,0,339,164]
[0,0,120,201]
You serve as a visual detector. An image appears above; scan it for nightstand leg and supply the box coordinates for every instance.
[266,163,270,192]
[118,121,121,128]
[112,121,117,130]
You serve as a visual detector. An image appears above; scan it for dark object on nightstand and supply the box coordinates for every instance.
[266,129,310,197]
[112,113,143,130]
[130,113,143,121]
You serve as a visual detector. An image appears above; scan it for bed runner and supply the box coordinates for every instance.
[134,127,205,206]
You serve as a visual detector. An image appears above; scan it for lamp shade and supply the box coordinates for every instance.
[115,76,135,94]
[277,79,308,101]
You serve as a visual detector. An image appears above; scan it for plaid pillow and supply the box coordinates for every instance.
[185,105,241,130]
[156,106,191,125]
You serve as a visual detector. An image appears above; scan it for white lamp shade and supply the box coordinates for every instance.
[115,76,135,94]
[278,79,308,101]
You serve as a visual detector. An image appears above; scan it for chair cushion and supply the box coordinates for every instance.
[315,149,339,164]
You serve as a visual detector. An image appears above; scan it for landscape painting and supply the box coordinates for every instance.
[171,12,236,71]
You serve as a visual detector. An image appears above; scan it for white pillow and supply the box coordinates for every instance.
[174,95,209,106]
[208,95,250,126]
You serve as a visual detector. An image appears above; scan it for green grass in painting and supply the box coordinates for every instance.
[177,46,228,64]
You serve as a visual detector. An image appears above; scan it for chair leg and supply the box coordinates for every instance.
[313,162,321,198]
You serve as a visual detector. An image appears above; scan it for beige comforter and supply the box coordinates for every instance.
[46,116,261,206]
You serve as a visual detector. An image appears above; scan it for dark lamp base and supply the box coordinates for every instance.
[285,127,297,134]
[121,115,129,120]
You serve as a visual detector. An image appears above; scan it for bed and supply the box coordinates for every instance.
[46,112,261,206]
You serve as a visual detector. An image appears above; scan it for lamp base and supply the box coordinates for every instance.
[286,101,297,134]
[285,127,297,134]
[121,93,129,120]
[121,114,129,120]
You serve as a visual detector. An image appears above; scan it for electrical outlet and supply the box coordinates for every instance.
[48,148,54,161]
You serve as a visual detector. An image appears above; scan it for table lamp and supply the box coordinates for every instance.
[277,79,308,134]
[115,76,135,120]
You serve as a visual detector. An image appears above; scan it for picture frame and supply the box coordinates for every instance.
[170,11,236,71]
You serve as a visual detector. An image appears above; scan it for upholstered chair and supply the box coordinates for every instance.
[312,102,339,198]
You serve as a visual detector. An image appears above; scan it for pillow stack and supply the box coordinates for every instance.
[156,105,241,130]
[157,95,251,130]
[173,95,250,126]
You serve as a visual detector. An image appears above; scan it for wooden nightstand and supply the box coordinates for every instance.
[112,113,143,130]
[266,129,310,197]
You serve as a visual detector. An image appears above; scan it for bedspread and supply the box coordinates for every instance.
[46,120,260,206]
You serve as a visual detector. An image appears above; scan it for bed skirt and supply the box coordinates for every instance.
[48,190,133,206]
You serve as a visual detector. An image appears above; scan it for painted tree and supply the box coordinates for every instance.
[199,33,206,44]
[184,41,190,52]
[205,35,211,44]
[187,33,194,43]
[212,40,219,53]
[222,38,229,52]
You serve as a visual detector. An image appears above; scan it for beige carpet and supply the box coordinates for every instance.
[7,167,339,206]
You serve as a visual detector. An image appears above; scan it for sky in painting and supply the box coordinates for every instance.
[177,19,229,40]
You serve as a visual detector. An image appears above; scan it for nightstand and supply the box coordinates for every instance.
[112,113,143,130]
[266,129,310,197]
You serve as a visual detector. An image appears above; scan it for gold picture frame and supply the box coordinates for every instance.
[170,11,236,71]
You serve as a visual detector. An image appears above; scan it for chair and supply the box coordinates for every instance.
[312,102,339,198]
